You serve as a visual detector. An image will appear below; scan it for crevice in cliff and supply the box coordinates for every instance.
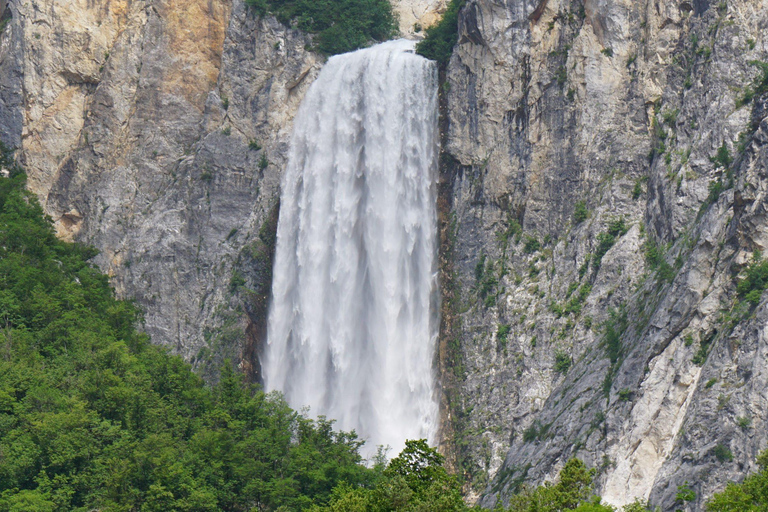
[238,199,280,384]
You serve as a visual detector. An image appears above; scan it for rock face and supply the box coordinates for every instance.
[439,0,768,508]
[0,0,321,378]
[0,0,447,378]
[393,0,449,35]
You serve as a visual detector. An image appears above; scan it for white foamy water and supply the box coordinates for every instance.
[264,39,440,455]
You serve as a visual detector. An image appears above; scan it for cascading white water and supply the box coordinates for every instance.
[264,39,440,455]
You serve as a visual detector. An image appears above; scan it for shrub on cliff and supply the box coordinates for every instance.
[416,0,467,66]
[707,450,768,511]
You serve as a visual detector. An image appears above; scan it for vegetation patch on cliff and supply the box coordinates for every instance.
[416,0,466,65]
[245,0,398,55]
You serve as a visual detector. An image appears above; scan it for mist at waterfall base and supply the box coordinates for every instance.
[264,40,440,457]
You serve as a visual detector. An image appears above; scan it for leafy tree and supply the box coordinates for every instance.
[312,439,467,512]
[707,451,768,511]
[416,0,466,65]
[573,201,589,224]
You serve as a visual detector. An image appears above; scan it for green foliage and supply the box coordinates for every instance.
[246,0,398,55]
[258,153,270,171]
[0,150,373,511]
[475,253,487,282]
[631,178,646,200]
[506,459,598,511]
[736,60,768,108]
[676,482,696,502]
[248,139,262,151]
[416,0,466,65]
[607,218,628,238]
[737,253,768,305]
[714,444,734,463]
[563,284,591,317]
[554,351,572,374]
[524,236,541,254]
[707,451,768,511]
[601,48,614,58]
[710,142,733,170]
[475,254,499,308]
[603,308,628,365]
[643,237,676,283]
[497,324,511,352]
[498,217,523,249]
[311,440,467,512]
[590,217,630,269]
[662,108,679,126]
[692,331,715,365]
[593,233,615,269]
[555,66,568,87]
[573,201,589,224]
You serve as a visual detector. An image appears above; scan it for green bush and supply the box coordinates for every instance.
[707,451,768,510]
[737,254,768,304]
[593,233,616,268]
[416,0,466,65]
[603,308,628,365]
[246,0,398,55]
[524,235,541,254]
[710,142,733,170]
[555,350,572,374]
[311,440,467,511]
[676,482,696,502]
[573,200,589,224]
[497,324,511,351]
[714,444,734,463]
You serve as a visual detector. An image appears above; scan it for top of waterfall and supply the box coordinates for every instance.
[329,39,428,62]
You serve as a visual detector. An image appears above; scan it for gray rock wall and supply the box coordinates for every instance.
[439,0,768,508]
[0,0,320,379]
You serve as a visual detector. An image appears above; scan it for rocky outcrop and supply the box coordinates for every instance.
[439,0,768,508]
[0,0,447,380]
[393,0,449,35]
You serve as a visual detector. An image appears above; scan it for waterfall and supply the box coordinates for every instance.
[264,39,440,455]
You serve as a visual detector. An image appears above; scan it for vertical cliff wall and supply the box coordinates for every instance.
[439,0,768,508]
[0,0,322,378]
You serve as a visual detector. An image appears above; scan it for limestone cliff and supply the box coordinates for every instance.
[439,0,768,508]
[0,0,323,378]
